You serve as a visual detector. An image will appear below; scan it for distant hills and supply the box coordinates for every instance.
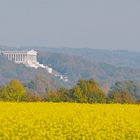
[38,51,140,90]
[36,47,140,69]
[1,46,140,93]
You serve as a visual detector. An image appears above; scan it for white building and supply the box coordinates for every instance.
[1,49,37,63]
[1,49,41,69]
[1,49,68,81]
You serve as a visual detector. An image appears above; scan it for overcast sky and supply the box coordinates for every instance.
[0,0,140,51]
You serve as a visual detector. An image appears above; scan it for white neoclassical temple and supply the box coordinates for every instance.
[0,49,42,69]
[1,49,37,64]
[0,49,68,82]
[1,49,54,73]
[0,49,54,73]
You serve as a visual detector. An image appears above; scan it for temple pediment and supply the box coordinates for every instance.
[27,49,37,55]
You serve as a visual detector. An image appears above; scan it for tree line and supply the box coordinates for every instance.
[0,79,140,104]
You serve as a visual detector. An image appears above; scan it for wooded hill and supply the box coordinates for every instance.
[0,55,66,94]
[38,51,140,88]
[40,47,140,69]
[1,47,140,95]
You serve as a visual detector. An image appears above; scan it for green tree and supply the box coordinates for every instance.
[46,79,105,103]
[46,90,61,102]
[108,90,134,104]
[71,79,105,103]
[46,88,70,102]
[110,81,140,100]
[0,79,26,101]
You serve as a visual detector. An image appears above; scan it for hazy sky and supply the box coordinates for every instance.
[0,0,140,50]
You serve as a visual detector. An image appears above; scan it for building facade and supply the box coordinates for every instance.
[1,49,37,64]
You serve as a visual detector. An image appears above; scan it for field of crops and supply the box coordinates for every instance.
[0,102,140,140]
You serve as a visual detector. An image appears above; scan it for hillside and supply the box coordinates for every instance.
[3,46,140,69]
[110,80,140,100]
[38,51,140,88]
[37,47,140,69]
[1,47,140,94]
[0,55,66,93]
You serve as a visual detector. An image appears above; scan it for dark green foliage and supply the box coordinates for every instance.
[46,79,105,103]
[106,80,140,104]
[46,88,71,102]
[71,79,105,103]
[109,81,140,100]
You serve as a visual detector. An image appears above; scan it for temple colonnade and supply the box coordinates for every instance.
[1,50,37,64]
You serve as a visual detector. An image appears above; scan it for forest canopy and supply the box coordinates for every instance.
[0,79,139,104]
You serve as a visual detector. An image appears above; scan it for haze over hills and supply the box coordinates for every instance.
[35,47,140,69]
[2,45,140,70]
[38,51,140,83]
[1,46,140,93]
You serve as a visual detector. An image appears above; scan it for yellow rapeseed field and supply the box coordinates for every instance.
[0,102,140,140]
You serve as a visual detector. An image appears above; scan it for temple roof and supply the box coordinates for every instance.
[27,49,37,55]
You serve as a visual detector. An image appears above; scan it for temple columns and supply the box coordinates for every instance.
[3,52,37,64]
[6,53,26,62]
